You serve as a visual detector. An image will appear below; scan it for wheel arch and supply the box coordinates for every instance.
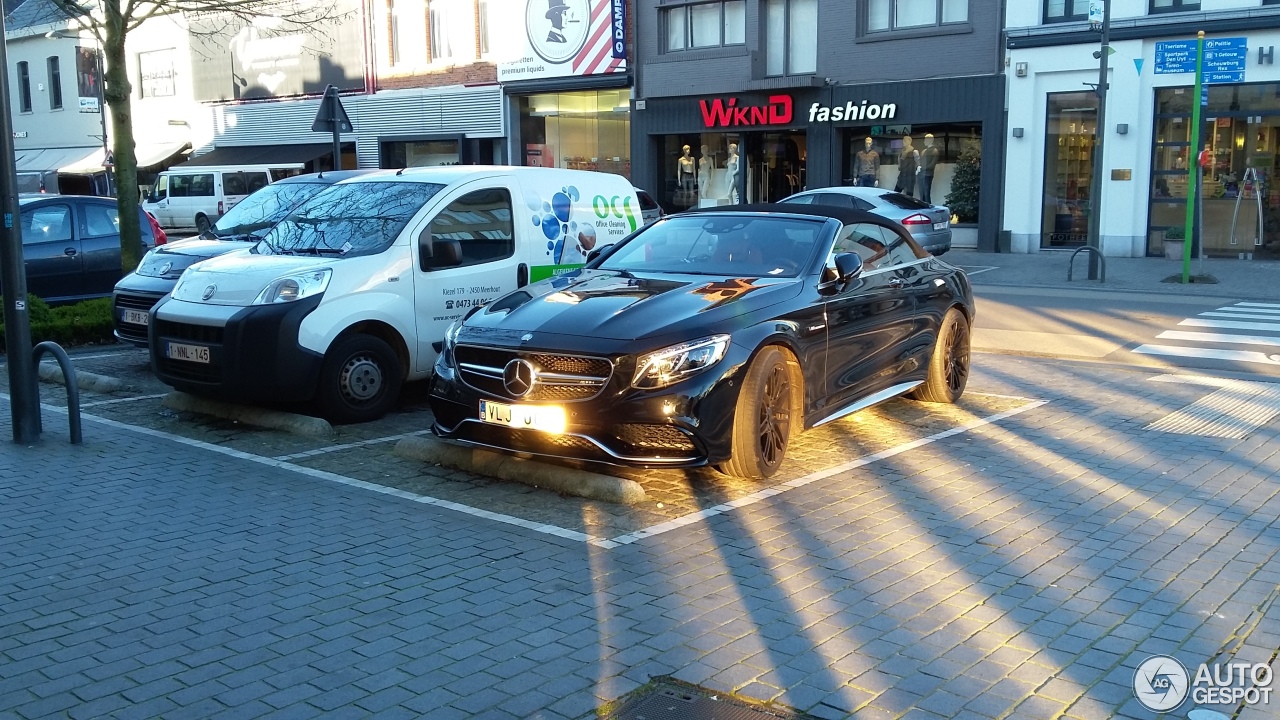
[334,320,411,380]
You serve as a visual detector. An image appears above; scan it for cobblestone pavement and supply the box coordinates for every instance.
[2,351,1279,719]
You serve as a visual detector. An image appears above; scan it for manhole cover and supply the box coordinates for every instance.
[605,680,817,720]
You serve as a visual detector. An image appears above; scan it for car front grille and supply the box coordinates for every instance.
[113,292,165,344]
[613,424,697,453]
[460,423,600,455]
[114,292,162,312]
[455,345,612,402]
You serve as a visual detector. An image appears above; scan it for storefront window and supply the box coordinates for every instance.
[840,124,981,218]
[1042,91,1097,248]
[661,131,806,210]
[518,89,631,178]
[382,139,461,168]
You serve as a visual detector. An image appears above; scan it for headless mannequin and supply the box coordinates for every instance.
[895,135,919,197]
[855,137,880,187]
[918,133,940,204]
[697,144,713,200]
[724,144,741,203]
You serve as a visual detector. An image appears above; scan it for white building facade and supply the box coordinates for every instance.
[1005,0,1280,260]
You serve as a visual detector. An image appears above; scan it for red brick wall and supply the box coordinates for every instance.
[376,62,498,90]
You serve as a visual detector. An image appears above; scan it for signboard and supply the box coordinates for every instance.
[1087,1,1103,28]
[1155,37,1247,84]
[75,46,101,113]
[1155,40,1198,74]
[497,0,627,83]
[187,0,366,102]
[138,49,175,98]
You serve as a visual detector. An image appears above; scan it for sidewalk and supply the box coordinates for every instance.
[950,249,1280,300]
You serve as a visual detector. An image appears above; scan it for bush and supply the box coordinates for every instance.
[0,295,117,352]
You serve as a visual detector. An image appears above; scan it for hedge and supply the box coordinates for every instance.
[0,295,117,352]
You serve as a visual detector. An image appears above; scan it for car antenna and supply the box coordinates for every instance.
[396,167,406,176]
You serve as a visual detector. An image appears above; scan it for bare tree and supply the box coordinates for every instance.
[45,0,342,271]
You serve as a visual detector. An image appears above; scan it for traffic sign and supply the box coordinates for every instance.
[311,85,354,134]
[1155,40,1197,74]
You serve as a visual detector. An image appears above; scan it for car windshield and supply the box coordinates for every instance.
[208,182,327,239]
[598,215,824,277]
[258,181,445,257]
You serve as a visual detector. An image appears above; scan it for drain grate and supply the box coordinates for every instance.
[1146,375,1280,439]
[604,680,818,720]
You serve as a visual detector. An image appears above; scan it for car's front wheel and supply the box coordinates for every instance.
[718,346,799,480]
[909,307,970,403]
[195,214,212,233]
[317,335,404,423]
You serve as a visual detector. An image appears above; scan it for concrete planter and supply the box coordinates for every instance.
[951,225,978,249]
[1163,239,1185,260]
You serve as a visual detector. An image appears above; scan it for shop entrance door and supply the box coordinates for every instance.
[1197,115,1280,260]
[742,132,807,203]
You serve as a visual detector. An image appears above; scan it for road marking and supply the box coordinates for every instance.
[1179,318,1280,332]
[1236,302,1280,309]
[5,393,1048,550]
[1199,311,1280,321]
[1220,305,1280,315]
[958,265,999,277]
[1157,330,1280,348]
[1146,375,1280,438]
[273,431,432,461]
[79,393,168,408]
[1133,344,1280,366]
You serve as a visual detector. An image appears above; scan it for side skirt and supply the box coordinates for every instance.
[811,381,923,428]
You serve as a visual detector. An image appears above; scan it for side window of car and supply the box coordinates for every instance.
[21,205,72,243]
[247,172,270,193]
[782,194,814,205]
[168,175,190,198]
[817,193,857,209]
[883,238,919,268]
[851,197,875,211]
[223,173,247,196]
[426,188,514,269]
[83,204,119,237]
[190,174,215,197]
[829,223,890,272]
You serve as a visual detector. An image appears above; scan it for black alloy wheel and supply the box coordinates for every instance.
[719,346,798,480]
[758,364,791,467]
[909,307,970,404]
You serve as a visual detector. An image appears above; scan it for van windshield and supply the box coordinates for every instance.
[257,181,446,257]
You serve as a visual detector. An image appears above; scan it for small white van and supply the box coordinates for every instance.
[143,164,304,233]
[148,166,641,422]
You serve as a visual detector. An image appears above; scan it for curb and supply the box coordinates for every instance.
[162,392,335,437]
[38,363,124,394]
[394,436,647,505]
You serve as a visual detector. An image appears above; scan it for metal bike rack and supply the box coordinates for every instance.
[1066,246,1106,283]
[32,341,82,444]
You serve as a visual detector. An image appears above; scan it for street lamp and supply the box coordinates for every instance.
[1085,0,1111,280]
[45,30,112,195]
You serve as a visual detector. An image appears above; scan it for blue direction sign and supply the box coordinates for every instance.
[1203,37,1247,84]
[1155,40,1197,74]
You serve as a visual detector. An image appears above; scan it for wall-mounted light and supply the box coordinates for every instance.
[1015,62,1028,78]
[1012,127,1025,138]
[1117,123,1129,135]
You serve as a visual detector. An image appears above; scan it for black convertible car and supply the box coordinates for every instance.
[428,204,974,479]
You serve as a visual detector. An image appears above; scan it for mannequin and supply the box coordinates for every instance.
[724,143,741,203]
[854,137,880,187]
[895,135,919,197]
[697,144,713,200]
[677,145,696,205]
[918,133,940,204]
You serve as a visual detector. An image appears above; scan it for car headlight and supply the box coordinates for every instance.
[633,335,730,390]
[252,269,332,305]
[441,320,462,367]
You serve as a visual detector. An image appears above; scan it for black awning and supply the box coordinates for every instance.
[177,143,335,167]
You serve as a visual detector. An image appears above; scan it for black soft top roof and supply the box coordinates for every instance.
[676,202,885,228]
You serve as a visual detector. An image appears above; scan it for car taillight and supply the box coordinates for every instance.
[218,200,225,215]
[901,214,932,226]
[146,211,168,246]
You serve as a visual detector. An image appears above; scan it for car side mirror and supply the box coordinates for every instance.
[834,252,863,283]
[585,244,614,266]
[418,228,432,269]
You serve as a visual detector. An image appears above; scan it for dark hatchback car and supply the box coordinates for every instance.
[17,195,157,304]
[112,170,380,346]
[429,204,974,479]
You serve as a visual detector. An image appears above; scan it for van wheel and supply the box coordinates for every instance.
[317,335,404,424]
[909,307,970,404]
[195,214,211,233]
[717,346,798,480]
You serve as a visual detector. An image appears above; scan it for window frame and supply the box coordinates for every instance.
[765,0,818,77]
[662,0,747,53]
[1149,0,1200,13]
[865,0,968,34]
[17,61,32,113]
[47,56,62,110]
[1043,0,1087,24]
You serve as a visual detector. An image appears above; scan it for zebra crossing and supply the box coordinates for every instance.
[1133,302,1280,367]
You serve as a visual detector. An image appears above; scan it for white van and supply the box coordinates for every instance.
[143,164,304,233]
[148,166,641,423]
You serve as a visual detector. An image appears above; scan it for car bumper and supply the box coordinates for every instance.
[910,229,952,254]
[149,295,324,403]
[428,343,750,469]
[112,273,177,347]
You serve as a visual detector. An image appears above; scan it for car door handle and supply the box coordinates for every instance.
[517,263,529,288]
[888,277,905,288]
[63,248,77,257]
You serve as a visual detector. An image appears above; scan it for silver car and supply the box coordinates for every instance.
[781,187,952,255]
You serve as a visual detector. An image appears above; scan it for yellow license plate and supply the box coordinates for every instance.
[479,400,566,434]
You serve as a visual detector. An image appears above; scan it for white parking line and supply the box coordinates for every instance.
[79,393,169,408]
[273,431,432,461]
[10,393,1047,550]
[958,265,999,277]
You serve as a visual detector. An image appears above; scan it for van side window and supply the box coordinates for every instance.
[168,175,191,198]
[223,173,247,196]
[153,175,168,200]
[189,174,214,197]
[83,204,119,237]
[426,188,514,270]
[247,172,269,193]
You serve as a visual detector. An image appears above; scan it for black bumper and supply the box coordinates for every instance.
[149,295,325,403]
[428,344,750,469]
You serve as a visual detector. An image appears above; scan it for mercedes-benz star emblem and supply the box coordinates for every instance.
[201,285,217,301]
[502,359,537,398]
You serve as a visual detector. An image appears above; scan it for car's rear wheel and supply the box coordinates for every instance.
[718,346,799,480]
[317,334,404,424]
[909,307,970,403]
[195,214,212,233]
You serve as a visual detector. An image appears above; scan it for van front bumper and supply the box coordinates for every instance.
[149,295,324,403]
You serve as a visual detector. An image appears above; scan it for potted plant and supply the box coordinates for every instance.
[1163,227,1186,260]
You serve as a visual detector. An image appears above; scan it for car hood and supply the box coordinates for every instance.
[170,252,330,306]
[133,239,256,280]
[462,269,803,345]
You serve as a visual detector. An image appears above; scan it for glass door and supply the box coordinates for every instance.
[1041,92,1098,248]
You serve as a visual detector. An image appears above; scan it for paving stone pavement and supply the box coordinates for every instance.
[1,353,1279,719]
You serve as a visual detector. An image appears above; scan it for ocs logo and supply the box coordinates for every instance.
[529,185,597,265]
[593,194,637,232]
[1134,655,1190,712]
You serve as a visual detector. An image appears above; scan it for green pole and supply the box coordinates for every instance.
[1182,30,1205,284]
